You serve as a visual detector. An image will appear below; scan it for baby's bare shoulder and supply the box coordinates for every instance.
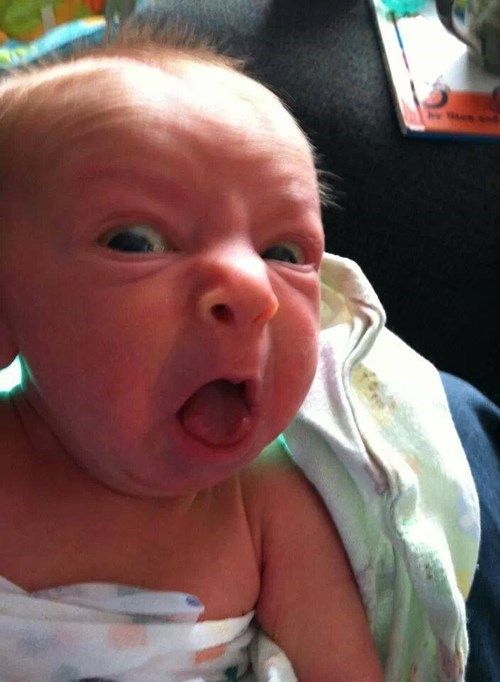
[242,439,300,481]
[240,439,330,539]
[242,439,317,499]
[242,441,384,680]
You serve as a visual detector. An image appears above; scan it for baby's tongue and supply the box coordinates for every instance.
[178,380,250,447]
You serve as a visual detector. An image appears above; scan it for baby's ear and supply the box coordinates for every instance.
[0,318,17,369]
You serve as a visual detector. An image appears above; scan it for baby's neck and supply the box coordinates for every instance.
[3,388,198,510]
[0,397,259,618]
[8,386,62,457]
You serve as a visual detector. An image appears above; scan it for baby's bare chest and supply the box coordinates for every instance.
[0,474,260,620]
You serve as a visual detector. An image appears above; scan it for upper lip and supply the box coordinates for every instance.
[225,376,259,410]
[175,374,261,415]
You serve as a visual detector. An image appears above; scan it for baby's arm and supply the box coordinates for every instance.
[243,443,383,681]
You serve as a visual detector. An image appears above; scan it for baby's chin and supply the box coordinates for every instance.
[68,432,265,499]
[77,461,244,500]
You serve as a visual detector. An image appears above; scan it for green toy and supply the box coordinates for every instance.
[0,1,104,42]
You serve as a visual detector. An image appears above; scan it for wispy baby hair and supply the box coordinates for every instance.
[0,17,242,188]
[0,16,337,206]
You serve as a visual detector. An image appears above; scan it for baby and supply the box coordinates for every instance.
[0,24,383,681]
[0,16,483,680]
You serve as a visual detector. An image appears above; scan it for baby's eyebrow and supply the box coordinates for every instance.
[75,165,193,205]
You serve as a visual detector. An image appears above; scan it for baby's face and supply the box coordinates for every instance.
[1,56,324,496]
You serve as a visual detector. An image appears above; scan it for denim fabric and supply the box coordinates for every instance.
[441,372,500,682]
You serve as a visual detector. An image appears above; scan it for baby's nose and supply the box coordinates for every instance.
[197,256,279,329]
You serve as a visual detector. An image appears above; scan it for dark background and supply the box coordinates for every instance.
[136,0,499,403]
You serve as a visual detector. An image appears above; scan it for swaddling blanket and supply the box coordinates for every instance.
[0,254,480,681]
[282,253,480,681]
[0,578,294,681]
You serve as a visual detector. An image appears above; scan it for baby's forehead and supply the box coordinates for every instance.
[12,54,311,167]
[2,53,320,229]
[3,54,318,216]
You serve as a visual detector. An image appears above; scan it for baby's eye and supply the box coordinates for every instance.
[261,242,305,265]
[98,224,172,254]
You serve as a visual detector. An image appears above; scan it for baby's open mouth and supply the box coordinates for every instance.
[177,379,252,448]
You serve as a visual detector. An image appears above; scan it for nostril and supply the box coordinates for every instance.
[211,303,234,323]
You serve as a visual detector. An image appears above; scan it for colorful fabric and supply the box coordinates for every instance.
[0,1,105,42]
[0,578,257,680]
[0,16,105,69]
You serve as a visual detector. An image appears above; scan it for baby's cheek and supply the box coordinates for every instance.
[276,315,319,412]
[290,333,319,393]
